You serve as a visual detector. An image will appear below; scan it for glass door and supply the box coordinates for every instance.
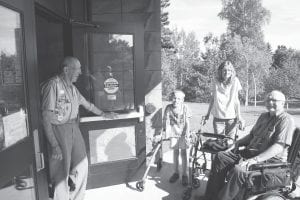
[0,1,48,199]
[73,23,145,188]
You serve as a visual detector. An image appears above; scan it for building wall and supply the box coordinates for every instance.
[35,14,65,84]
[89,0,162,156]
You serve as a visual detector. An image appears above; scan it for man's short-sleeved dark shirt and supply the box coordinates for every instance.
[247,112,295,161]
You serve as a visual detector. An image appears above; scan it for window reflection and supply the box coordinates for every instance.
[87,33,134,112]
[89,126,136,164]
[0,5,27,151]
[0,167,36,200]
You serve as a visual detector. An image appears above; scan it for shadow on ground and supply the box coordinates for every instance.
[144,161,207,200]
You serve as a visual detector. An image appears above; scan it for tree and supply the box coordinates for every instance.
[161,0,176,99]
[220,35,272,105]
[161,0,174,49]
[180,32,204,101]
[193,33,224,102]
[161,28,202,101]
[265,47,300,100]
[218,0,272,105]
[161,50,177,99]
[0,52,16,70]
[218,0,270,42]
[272,45,292,69]
[264,67,300,101]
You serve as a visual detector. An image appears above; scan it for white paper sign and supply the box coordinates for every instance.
[104,78,119,94]
[3,109,28,148]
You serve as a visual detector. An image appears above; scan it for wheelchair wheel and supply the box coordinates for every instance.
[182,186,192,200]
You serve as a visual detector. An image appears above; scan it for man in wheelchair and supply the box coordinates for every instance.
[202,90,296,200]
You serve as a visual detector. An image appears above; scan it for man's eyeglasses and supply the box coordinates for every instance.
[265,98,284,102]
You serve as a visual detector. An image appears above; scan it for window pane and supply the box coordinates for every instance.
[0,5,28,151]
[88,33,135,112]
[89,126,136,164]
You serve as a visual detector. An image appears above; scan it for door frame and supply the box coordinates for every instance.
[73,23,146,188]
[0,0,48,199]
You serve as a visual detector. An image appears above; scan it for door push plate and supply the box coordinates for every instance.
[33,129,45,172]
[36,152,45,172]
[80,105,145,123]
[138,105,144,122]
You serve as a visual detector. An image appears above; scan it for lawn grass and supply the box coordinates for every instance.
[163,101,300,136]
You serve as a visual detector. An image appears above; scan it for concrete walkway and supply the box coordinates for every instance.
[85,150,209,200]
[84,126,255,200]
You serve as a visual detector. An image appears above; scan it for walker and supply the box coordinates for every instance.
[136,138,169,192]
[182,119,240,200]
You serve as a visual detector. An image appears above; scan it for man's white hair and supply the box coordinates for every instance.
[60,56,80,71]
[173,90,185,98]
[266,90,286,102]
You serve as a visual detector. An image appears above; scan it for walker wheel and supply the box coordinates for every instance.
[157,158,163,171]
[136,181,145,192]
[192,178,201,188]
[182,186,192,200]
[15,178,27,190]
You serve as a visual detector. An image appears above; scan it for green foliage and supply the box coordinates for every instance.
[272,45,294,69]
[161,0,174,49]
[218,0,270,42]
[162,0,299,104]
[219,35,272,101]
[0,52,16,70]
[196,33,225,102]
[264,67,300,99]
[265,47,300,99]
[218,0,272,104]
[161,0,176,99]
[162,50,177,100]
[162,28,204,101]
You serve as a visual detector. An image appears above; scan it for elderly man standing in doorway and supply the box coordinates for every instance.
[41,56,115,200]
[202,90,295,200]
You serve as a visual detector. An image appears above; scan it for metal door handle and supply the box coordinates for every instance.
[33,129,45,172]
[80,105,145,123]
[36,152,45,172]
[138,105,144,122]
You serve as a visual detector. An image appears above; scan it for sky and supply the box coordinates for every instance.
[167,0,300,51]
[0,5,20,55]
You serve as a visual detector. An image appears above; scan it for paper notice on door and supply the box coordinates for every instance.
[3,109,28,148]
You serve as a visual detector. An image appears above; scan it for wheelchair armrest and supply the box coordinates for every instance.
[248,162,291,171]
[201,132,233,140]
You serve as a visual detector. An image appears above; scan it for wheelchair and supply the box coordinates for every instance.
[243,127,300,200]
